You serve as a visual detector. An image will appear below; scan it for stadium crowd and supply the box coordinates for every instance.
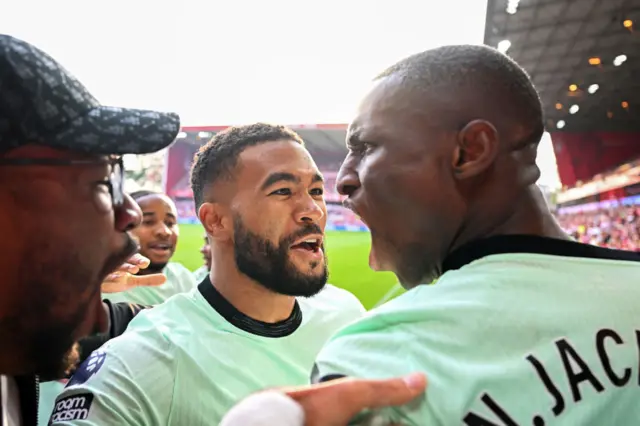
[556,204,640,251]
[2,34,640,426]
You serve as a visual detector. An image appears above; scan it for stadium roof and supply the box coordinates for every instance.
[484,0,640,133]
[179,124,348,163]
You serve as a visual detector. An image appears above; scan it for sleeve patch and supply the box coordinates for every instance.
[67,349,106,387]
[49,393,94,424]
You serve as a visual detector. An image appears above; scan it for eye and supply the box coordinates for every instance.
[310,188,324,196]
[349,142,375,155]
[270,188,292,196]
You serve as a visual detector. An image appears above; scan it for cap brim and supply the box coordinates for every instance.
[53,105,180,155]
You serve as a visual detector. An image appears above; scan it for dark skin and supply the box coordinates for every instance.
[132,194,179,274]
[337,75,568,288]
[0,145,142,378]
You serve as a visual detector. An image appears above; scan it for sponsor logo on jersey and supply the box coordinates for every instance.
[48,393,94,424]
[66,349,106,387]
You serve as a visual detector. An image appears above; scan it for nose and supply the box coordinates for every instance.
[295,196,325,224]
[336,157,361,197]
[154,222,172,237]
[115,193,142,232]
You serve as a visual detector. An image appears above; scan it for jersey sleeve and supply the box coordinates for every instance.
[48,329,175,425]
[312,316,426,426]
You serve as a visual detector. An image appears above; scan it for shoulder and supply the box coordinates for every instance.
[127,289,196,330]
[49,331,179,424]
[166,261,193,275]
[307,284,365,311]
[165,262,198,289]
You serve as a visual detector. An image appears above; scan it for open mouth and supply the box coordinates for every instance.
[290,236,323,253]
[148,242,173,253]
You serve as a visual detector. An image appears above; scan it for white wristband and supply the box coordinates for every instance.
[220,391,305,426]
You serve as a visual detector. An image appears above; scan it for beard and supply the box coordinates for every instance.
[2,232,136,379]
[233,215,328,297]
[144,261,168,274]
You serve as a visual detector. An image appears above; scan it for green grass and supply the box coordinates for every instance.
[173,224,404,309]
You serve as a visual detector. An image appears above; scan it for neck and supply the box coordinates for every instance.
[490,185,568,239]
[209,257,296,324]
[0,348,26,377]
[139,262,166,275]
[453,185,568,255]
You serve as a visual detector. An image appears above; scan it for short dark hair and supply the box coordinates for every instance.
[130,190,160,201]
[376,44,544,146]
[190,123,304,209]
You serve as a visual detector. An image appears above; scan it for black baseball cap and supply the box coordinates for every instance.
[0,34,180,155]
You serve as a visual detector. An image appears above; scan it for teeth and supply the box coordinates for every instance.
[304,239,318,244]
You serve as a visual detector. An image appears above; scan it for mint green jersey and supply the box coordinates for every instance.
[50,280,364,425]
[192,265,209,283]
[314,237,640,426]
[39,262,197,424]
[38,380,66,426]
[103,261,196,305]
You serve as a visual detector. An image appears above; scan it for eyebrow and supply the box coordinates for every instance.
[346,128,363,146]
[143,211,177,220]
[260,172,324,191]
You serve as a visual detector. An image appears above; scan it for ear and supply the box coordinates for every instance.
[451,120,499,180]
[198,202,232,242]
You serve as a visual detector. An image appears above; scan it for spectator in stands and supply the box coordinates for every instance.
[193,233,212,282]
[50,123,369,425]
[557,204,640,251]
[0,35,178,425]
[103,190,196,305]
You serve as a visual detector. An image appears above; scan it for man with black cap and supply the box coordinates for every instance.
[0,34,179,426]
[0,34,424,426]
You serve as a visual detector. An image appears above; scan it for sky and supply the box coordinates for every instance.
[2,0,560,187]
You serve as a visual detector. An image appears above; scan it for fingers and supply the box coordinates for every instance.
[128,254,151,269]
[108,255,151,278]
[285,373,426,424]
[126,273,167,288]
[110,263,139,277]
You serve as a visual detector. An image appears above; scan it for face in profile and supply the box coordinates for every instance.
[231,141,329,297]
[131,193,179,274]
[0,147,140,378]
[337,77,462,287]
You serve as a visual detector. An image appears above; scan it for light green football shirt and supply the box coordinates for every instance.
[102,261,196,305]
[192,265,209,283]
[314,242,640,425]
[39,262,196,425]
[38,380,66,426]
[49,282,364,425]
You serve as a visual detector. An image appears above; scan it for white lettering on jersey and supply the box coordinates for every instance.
[49,393,94,424]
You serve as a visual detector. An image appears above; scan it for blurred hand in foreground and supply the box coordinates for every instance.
[101,253,166,293]
[220,373,426,426]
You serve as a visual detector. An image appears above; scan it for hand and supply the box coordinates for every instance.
[285,373,426,426]
[220,373,426,426]
[101,254,167,293]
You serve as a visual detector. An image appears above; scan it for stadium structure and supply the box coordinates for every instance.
[162,124,367,231]
[485,0,640,214]
[159,0,640,237]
